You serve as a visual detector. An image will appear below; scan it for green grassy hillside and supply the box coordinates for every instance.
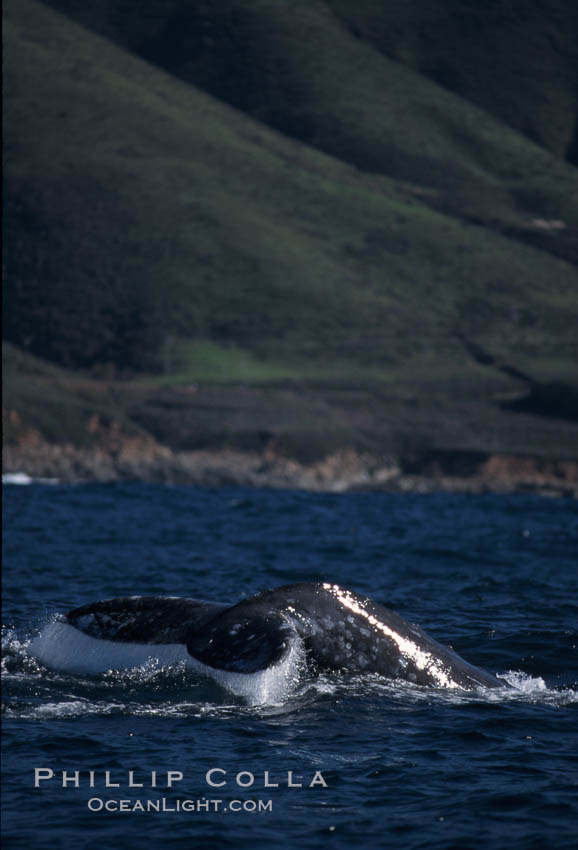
[329,0,578,164]
[41,0,578,165]
[3,0,578,394]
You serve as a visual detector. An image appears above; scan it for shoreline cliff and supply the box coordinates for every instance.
[4,377,577,497]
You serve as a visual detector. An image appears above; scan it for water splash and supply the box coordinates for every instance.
[2,472,59,485]
[3,624,576,721]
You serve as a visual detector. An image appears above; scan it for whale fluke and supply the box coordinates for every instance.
[31,583,506,691]
[66,595,229,645]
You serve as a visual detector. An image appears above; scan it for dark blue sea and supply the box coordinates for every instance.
[2,482,577,849]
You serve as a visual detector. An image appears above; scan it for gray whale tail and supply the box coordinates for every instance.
[33,583,506,691]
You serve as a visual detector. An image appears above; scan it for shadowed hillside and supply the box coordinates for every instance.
[41,0,578,165]
[3,0,578,490]
[4,0,578,373]
[35,1,578,259]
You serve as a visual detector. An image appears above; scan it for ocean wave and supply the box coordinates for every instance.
[2,472,59,485]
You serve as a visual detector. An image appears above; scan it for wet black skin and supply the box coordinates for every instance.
[67,582,506,690]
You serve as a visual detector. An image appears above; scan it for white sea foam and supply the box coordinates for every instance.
[27,620,304,705]
[499,670,548,692]
[2,472,59,485]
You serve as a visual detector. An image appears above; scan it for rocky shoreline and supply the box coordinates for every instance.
[4,436,577,497]
[4,363,578,497]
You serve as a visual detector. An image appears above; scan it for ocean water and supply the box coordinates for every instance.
[2,482,577,849]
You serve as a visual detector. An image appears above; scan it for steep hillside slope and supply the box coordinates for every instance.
[42,0,578,164]
[4,0,577,382]
[38,0,578,255]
